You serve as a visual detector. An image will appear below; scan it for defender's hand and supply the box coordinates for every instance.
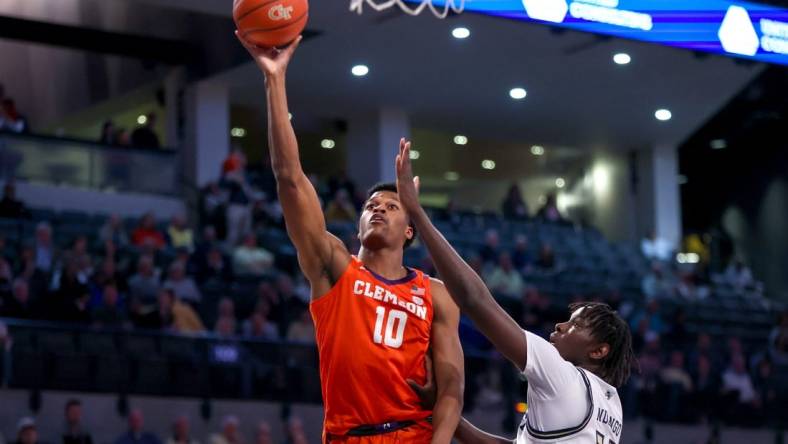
[395,138,421,212]
[236,32,302,79]
[407,352,437,410]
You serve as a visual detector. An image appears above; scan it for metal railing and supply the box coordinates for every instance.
[0,131,180,196]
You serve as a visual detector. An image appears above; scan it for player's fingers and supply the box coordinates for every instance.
[282,35,303,56]
[414,176,420,194]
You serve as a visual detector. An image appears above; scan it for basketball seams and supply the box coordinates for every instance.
[240,11,308,37]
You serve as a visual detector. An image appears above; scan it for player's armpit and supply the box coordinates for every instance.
[429,279,464,444]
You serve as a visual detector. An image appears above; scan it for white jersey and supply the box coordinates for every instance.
[516,331,624,443]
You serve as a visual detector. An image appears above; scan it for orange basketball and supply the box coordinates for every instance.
[233,0,308,48]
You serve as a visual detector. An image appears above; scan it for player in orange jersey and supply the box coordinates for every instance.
[237,35,464,444]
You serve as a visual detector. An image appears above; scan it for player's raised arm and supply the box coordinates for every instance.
[428,280,464,444]
[237,34,348,289]
[395,139,527,370]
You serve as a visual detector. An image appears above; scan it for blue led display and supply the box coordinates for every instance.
[414,0,788,65]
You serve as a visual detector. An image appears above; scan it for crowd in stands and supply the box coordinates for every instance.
[3,400,307,444]
[0,152,786,429]
[98,114,161,149]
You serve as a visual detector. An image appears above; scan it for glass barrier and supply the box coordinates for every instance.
[0,131,179,196]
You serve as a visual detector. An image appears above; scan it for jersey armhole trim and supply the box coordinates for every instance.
[525,367,594,440]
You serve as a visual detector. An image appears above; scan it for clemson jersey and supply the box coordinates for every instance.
[310,256,434,437]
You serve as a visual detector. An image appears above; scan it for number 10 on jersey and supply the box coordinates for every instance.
[374,306,407,348]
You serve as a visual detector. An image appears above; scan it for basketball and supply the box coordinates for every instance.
[233,0,308,48]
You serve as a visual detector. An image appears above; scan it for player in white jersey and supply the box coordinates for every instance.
[393,139,635,443]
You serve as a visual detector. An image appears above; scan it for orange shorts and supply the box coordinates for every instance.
[325,421,432,443]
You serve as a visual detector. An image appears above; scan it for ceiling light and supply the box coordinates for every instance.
[509,88,527,100]
[710,139,727,149]
[351,65,369,77]
[531,145,545,156]
[321,139,335,149]
[613,53,631,65]
[655,109,672,121]
[481,159,496,170]
[230,127,246,138]
[137,115,147,125]
[452,27,471,39]
[453,135,468,145]
[444,171,460,181]
[556,177,566,188]
[409,149,420,160]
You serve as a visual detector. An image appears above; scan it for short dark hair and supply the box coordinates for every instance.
[569,302,637,387]
[65,399,81,411]
[366,183,417,249]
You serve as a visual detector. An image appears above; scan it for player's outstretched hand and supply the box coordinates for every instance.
[235,32,302,79]
[407,352,436,410]
[395,138,420,212]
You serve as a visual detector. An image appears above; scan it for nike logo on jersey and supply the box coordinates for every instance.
[353,280,428,320]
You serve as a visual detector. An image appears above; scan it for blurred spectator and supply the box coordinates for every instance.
[167,214,194,252]
[89,260,127,305]
[721,354,758,425]
[99,121,115,145]
[33,222,56,273]
[222,149,245,177]
[690,354,720,423]
[629,299,666,336]
[51,260,91,323]
[724,259,755,291]
[675,271,711,301]
[753,358,779,423]
[163,261,202,305]
[0,99,29,133]
[275,274,308,337]
[65,236,92,271]
[114,129,131,146]
[198,247,233,284]
[63,399,93,444]
[284,417,307,444]
[127,256,160,307]
[165,416,199,444]
[132,288,174,331]
[433,198,461,227]
[2,279,33,319]
[232,234,274,277]
[510,234,533,272]
[13,417,43,444]
[91,283,127,329]
[131,213,166,250]
[659,351,692,422]
[478,229,500,265]
[286,310,316,343]
[535,194,563,222]
[0,182,30,219]
[254,422,271,444]
[768,311,788,365]
[636,335,662,419]
[641,262,672,300]
[534,244,558,271]
[113,409,161,444]
[221,152,252,247]
[242,301,279,340]
[200,185,227,239]
[324,189,357,223]
[501,183,528,220]
[214,298,238,338]
[210,416,244,444]
[99,215,129,249]
[131,113,160,148]
[484,252,524,300]
[664,308,691,349]
[641,230,673,262]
